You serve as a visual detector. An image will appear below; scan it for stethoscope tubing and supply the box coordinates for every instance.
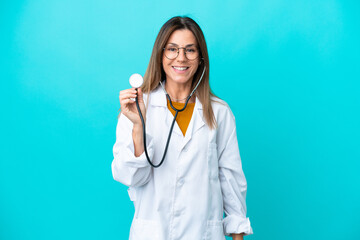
[135,66,206,168]
[135,92,191,168]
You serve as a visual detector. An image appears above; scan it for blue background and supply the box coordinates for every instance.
[1,0,359,239]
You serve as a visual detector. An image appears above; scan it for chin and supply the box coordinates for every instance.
[171,73,194,83]
[173,77,192,84]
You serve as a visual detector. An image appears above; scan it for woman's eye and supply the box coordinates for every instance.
[187,48,196,53]
[168,47,177,52]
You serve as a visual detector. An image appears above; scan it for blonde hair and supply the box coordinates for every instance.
[142,16,217,129]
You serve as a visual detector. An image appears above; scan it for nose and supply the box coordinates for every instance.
[177,48,187,61]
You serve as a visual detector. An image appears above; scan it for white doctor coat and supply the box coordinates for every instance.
[112,85,253,240]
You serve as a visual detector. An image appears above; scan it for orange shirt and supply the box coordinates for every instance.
[167,100,195,136]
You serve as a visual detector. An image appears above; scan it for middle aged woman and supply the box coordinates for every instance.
[112,16,252,240]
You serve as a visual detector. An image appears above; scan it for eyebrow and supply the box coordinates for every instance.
[168,43,196,47]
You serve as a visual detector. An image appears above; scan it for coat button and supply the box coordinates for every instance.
[174,210,182,216]
[178,178,184,186]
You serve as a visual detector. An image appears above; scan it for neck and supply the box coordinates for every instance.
[165,80,195,103]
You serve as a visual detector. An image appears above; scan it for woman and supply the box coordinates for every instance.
[112,16,252,240]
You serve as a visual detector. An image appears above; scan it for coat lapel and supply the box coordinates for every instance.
[148,85,205,149]
[181,97,205,149]
[149,86,183,137]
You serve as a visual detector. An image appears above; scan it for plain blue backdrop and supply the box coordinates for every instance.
[1,0,359,239]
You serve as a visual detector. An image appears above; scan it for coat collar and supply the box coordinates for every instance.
[148,83,205,145]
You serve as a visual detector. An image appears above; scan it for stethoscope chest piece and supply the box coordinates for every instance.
[129,73,144,88]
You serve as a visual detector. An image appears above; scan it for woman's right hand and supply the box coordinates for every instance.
[119,87,146,126]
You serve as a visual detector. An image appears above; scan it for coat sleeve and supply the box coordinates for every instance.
[217,106,253,236]
[111,113,154,187]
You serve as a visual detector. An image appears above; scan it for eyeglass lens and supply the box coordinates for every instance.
[164,46,199,60]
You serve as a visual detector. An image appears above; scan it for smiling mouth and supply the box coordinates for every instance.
[172,66,189,71]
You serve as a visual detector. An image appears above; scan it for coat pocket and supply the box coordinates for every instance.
[207,142,219,180]
[130,218,160,240]
[204,220,225,240]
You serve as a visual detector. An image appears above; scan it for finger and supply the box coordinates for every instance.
[137,88,144,101]
[120,88,137,96]
[120,98,136,106]
[119,92,137,101]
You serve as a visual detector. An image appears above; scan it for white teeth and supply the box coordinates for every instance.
[173,66,188,70]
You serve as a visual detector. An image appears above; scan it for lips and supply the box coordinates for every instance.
[172,66,189,74]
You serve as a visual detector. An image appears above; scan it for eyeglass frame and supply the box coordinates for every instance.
[162,45,201,60]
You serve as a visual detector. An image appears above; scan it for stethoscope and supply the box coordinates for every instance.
[129,66,206,168]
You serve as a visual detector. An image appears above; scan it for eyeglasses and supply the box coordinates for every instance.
[163,45,199,60]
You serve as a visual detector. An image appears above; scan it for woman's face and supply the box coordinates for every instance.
[162,29,200,87]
